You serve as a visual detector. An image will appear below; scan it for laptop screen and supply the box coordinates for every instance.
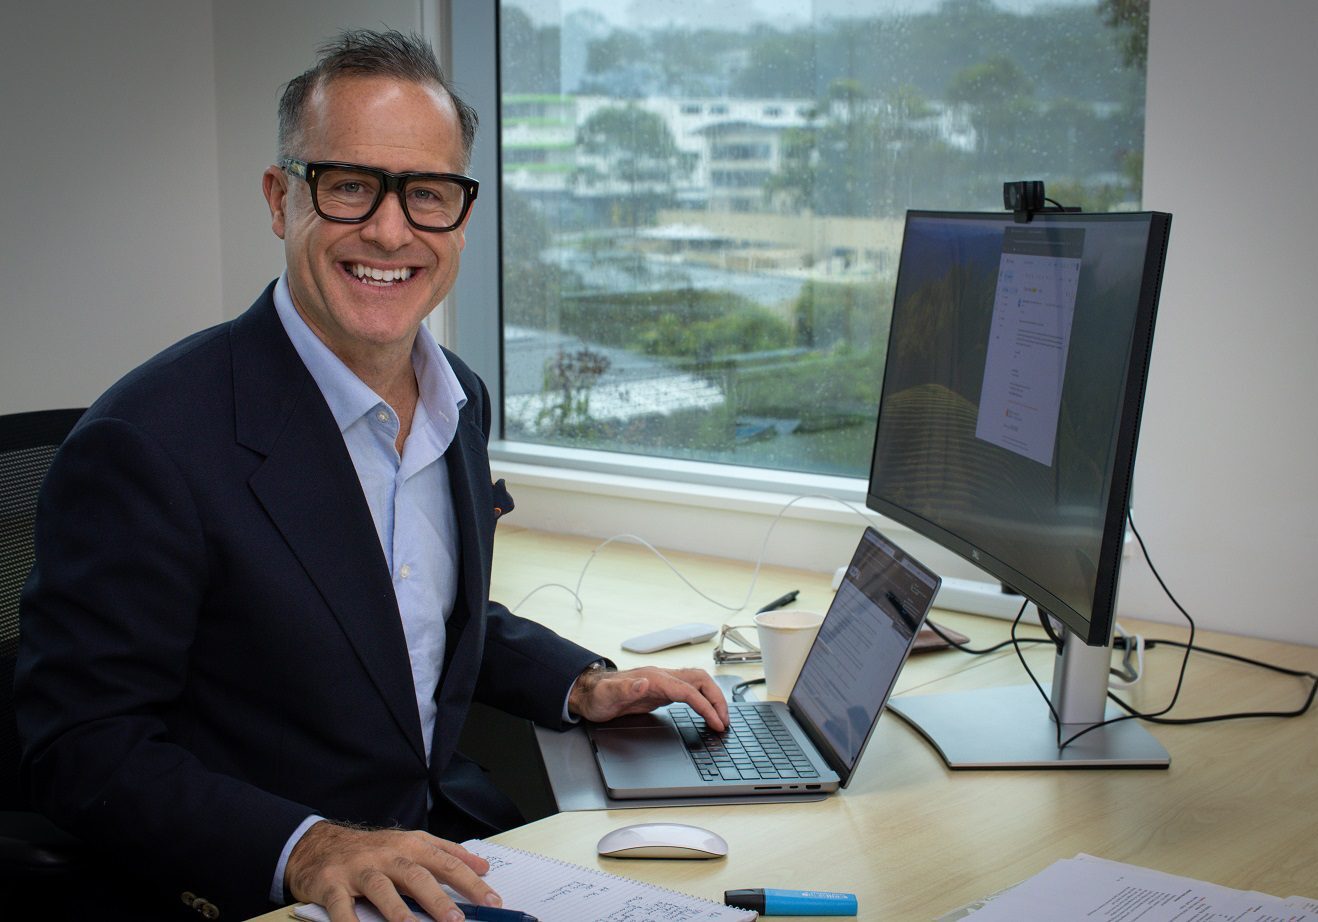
[788,527,941,784]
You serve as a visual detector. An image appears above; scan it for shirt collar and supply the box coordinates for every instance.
[272,272,467,447]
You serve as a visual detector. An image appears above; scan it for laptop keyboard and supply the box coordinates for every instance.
[669,703,821,782]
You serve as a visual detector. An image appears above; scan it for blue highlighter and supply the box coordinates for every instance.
[724,889,858,916]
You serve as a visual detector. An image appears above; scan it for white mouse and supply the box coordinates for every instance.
[596,822,729,860]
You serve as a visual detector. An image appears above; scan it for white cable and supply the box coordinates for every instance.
[506,492,884,616]
[509,582,583,614]
[509,494,1159,689]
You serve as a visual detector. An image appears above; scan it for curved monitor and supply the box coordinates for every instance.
[867,209,1171,647]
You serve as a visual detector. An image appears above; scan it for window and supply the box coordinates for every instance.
[493,1,1148,481]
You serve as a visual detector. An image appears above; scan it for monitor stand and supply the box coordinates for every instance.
[887,631,1170,769]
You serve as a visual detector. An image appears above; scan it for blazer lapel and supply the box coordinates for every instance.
[229,289,427,765]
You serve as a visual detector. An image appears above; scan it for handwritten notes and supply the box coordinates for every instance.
[291,839,756,922]
[460,840,753,921]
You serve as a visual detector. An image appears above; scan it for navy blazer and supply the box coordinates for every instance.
[15,283,600,919]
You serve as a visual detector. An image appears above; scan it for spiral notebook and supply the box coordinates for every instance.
[290,838,757,922]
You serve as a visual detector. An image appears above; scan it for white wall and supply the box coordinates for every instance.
[1115,0,1318,645]
[0,1,429,420]
[0,1,222,414]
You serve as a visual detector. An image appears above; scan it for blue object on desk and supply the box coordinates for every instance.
[724,888,858,916]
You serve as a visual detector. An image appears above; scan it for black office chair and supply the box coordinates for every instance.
[0,408,87,893]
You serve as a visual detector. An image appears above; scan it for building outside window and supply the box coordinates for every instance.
[496,0,1148,481]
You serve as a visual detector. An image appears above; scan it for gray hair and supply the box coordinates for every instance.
[277,29,478,168]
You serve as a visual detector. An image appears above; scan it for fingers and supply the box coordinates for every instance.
[288,822,501,922]
[582,667,730,731]
[429,836,493,878]
[392,838,503,922]
[656,668,730,731]
[692,669,731,728]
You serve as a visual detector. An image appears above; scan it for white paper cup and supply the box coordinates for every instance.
[753,609,825,698]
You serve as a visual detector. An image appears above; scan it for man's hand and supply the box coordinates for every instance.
[286,821,502,922]
[568,665,730,732]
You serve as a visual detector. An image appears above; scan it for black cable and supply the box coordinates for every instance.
[1143,637,1317,679]
[924,611,1053,655]
[731,678,764,702]
[1107,637,1317,724]
[1037,610,1065,648]
[1010,596,1070,747]
[930,513,1314,750]
[1039,512,1312,750]
[1034,513,1201,749]
[922,595,1072,746]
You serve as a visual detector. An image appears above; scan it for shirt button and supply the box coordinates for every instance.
[399,564,412,579]
[376,410,391,423]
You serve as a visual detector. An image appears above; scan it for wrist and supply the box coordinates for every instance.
[568,661,614,717]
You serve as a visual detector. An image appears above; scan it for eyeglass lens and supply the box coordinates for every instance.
[314,166,469,229]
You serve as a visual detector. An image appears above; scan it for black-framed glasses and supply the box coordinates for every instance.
[279,158,478,233]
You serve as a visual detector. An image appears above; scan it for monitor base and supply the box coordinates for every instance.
[888,684,1170,769]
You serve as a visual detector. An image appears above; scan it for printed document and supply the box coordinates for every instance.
[943,853,1316,921]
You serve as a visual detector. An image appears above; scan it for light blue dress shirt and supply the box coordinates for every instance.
[268,273,466,900]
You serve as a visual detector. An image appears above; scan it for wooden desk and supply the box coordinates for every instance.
[252,525,1318,920]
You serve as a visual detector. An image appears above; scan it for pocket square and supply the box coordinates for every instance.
[491,478,515,518]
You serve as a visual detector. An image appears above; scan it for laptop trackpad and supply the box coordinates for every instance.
[591,717,695,779]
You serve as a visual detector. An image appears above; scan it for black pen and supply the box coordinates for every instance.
[755,589,799,614]
[454,902,539,922]
[403,897,540,922]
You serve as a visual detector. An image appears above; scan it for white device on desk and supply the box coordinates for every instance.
[621,622,717,653]
[597,822,729,860]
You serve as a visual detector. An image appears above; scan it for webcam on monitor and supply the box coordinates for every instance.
[1003,180,1046,213]
[1003,180,1079,222]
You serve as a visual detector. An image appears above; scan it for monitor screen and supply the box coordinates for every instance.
[866,210,1171,645]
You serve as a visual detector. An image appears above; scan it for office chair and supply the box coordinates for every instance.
[0,408,86,891]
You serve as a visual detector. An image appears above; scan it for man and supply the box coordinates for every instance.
[15,30,727,922]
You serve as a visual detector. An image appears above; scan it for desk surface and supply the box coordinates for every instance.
[253,525,1318,920]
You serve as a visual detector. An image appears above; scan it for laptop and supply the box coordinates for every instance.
[586,526,942,799]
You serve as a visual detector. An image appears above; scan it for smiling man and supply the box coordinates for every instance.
[15,30,726,922]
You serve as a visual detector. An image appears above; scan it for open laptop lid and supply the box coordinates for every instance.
[787,527,942,787]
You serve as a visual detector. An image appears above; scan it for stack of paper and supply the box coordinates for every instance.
[939,854,1317,921]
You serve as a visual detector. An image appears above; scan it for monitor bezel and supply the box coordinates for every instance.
[865,209,1172,646]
